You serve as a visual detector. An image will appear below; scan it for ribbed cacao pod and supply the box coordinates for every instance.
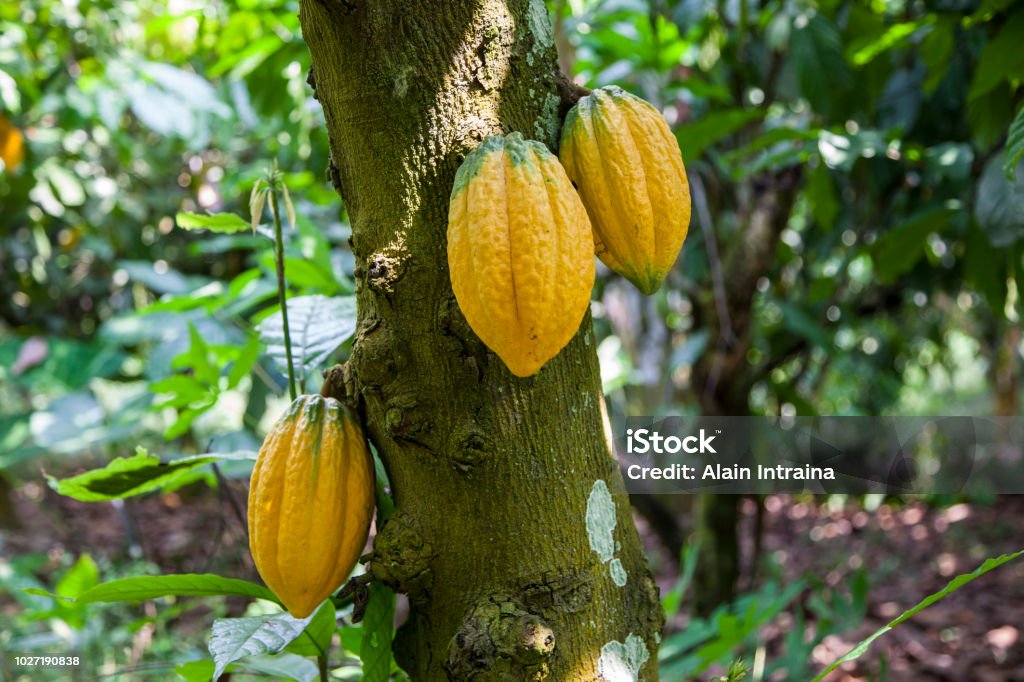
[447,132,595,377]
[559,86,691,295]
[248,395,375,618]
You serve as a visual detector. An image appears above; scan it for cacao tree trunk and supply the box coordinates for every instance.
[299,1,663,679]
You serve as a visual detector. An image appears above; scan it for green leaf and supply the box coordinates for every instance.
[847,19,926,66]
[975,155,1024,247]
[965,223,1007,314]
[968,12,1024,102]
[176,211,252,234]
[283,602,336,657]
[227,334,261,389]
[49,447,216,502]
[256,295,357,381]
[209,611,315,680]
[175,659,215,682]
[805,162,839,230]
[812,549,1024,681]
[920,17,955,93]
[52,554,100,628]
[675,109,764,161]
[240,654,319,682]
[360,582,397,682]
[184,323,219,385]
[1005,105,1024,180]
[76,574,277,604]
[777,301,831,349]
[871,207,958,283]
[790,13,850,120]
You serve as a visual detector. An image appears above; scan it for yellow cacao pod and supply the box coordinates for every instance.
[447,132,595,377]
[559,86,691,295]
[248,395,376,618]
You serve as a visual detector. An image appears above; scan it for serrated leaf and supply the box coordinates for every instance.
[49,447,216,501]
[75,574,277,604]
[209,612,315,680]
[812,549,1024,681]
[256,295,357,380]
[176,212,251,234]
[360,582,396,682]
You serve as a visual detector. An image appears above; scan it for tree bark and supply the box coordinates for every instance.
[299,1,663,679]
[689,167,801,616]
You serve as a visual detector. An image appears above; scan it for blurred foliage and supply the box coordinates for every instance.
[561,0,1024,418]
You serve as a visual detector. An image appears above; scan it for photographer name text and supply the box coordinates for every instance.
[624,428,836,481]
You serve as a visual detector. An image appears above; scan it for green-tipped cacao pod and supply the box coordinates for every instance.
[447,132,595,377]
[248,395,376,618]
[559,85,691,295]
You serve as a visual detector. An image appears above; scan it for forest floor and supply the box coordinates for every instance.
[2,478,1022,681]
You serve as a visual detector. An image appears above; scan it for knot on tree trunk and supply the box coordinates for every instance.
[445,600,555,681]
[368,511,435,599]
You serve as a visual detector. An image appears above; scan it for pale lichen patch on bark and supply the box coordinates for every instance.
[585,479,616,563]
[597,633,650,682]
[609,558,628,587]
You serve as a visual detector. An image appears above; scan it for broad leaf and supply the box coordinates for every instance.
[176,211,251,234]
[283,602,336,657]
[74,574,277,604]
[360,582,397,682]
[256,295,357,379]
[49,447,215,502]
[209,611,315,680]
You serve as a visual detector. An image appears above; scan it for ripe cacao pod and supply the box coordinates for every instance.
[248,395,375,618]
[559,86,691,295]
[447,132,595,377]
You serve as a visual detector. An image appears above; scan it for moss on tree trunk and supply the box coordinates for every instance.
[299,1,663,679]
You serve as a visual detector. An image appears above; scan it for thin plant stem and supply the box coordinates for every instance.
[317,653,328,682]
[269,186,298,401]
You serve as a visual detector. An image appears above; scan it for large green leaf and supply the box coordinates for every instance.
[74,573,277,604]
[256,295,357,381]
[49,447,216,502]
[209,612,315,680]
[360,582,397,682]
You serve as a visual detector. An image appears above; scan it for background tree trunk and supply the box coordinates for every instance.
[299,1,663,679]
